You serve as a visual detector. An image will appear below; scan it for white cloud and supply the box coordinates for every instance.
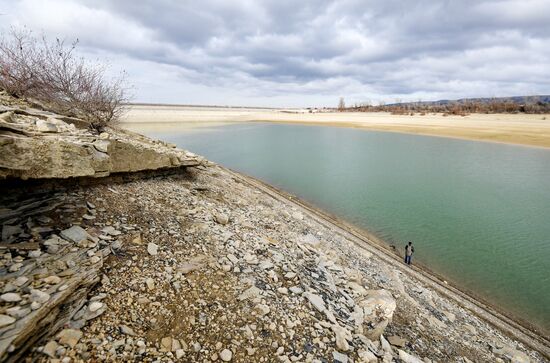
[0,0,549,107]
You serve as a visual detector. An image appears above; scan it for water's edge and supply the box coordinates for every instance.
[223,165,550,357]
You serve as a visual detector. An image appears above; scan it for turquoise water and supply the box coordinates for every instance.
[142,122,550,332]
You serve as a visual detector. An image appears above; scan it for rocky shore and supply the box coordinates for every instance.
[0,96,549,362]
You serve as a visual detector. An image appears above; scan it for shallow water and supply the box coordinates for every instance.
[141,122,550,332]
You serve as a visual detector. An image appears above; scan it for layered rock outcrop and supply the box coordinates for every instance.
[0,99,204,180]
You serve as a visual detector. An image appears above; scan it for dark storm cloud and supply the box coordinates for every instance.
[1,0,549,106]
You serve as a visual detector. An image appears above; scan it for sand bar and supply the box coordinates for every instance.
[121,105,550,148]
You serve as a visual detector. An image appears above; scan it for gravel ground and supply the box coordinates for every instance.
[2,164,546,362]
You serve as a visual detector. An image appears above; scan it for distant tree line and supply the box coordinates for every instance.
[337,97,550,115]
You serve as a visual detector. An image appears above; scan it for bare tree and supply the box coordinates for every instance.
[0,27,129,130]
[338,97,345,111]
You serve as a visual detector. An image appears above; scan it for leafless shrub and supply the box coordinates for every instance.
[0,27,129,130]
[338,97,346,111]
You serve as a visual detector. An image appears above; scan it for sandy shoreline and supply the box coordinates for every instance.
[120,105,550,148]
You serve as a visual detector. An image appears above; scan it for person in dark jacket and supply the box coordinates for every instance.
[404,241,414,265]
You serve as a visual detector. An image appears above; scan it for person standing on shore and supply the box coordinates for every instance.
[404,241,414,265]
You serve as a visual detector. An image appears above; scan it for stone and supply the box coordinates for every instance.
[398,349,424,363]
[333,351,349,363]
[36,119,58,132]
[0,314,16,328]
[492,345,530,363]
[147,242,158,256]
[380,335,392,353]
[176,349,185,359]
[88,301,103,312]
[172,339,182,352]
[60,226,89,244]
[102,226,122,236]
[44,276,62,285]
[93,140,110,153]
[120,325,136,336]
[388,335,407,347]
[30,289,50,303]
[214,213,229,225]
[332,324,352,352]
[299,233,321,248]
[220,348,233,361]
[57,329,83,348]
[256,304,270,316]
[28,250,42,258]
[305,292,326,313]
[277,287,288,295]
[160,337,172,352]
[42,340,58,358]
[289,286,304,294]
[145,278,155,290]
[8,263,22,272]
[6,306,31,319]
[0,292,22,302]
[238,286,261,301]
[259,260,274,270]
[358,289,396,340]
[1,225,22,241]
[178,262,201,274]
[358,350,378,362]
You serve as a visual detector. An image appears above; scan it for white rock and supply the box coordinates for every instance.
[42,340,58,357]
[398,349,424,363]
[333,351,348,363]
[214,213,229,225]
[305,292,326,313]
[13,276,29,287]
[332,324,352,352]
[358,289,396,340]
[277,287,288,295]
[28,250,42,258]
[238,286,261,301]
[220,348,233,361]
[6,306,31,319]
[36,119,58,133]
[147,243,158,256]
[145,278,155,290]
[88,301,103,312]
[256,304,270,316]
[57,329,83,348]
[30,289,50,304]
[120,325,136,336]
[8,263,22,272]
[0,314,16,328]
[1,293,22,302]
[176,349,185,359]
[60,225,90,244]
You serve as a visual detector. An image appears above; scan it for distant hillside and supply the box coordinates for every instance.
[349,95,550,115]
[388,95,550,107]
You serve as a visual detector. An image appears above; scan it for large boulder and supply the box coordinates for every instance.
[357,289,397,340]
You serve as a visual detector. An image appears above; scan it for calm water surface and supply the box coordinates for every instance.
[142,122,550,332]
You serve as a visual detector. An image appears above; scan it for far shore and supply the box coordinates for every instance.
[120,104,550,148]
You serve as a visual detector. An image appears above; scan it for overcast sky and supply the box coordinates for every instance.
[1,0,549,107]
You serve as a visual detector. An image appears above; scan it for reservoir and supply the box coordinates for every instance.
[134,122,550,333]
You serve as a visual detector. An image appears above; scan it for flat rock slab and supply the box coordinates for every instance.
[60,226,90,244]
